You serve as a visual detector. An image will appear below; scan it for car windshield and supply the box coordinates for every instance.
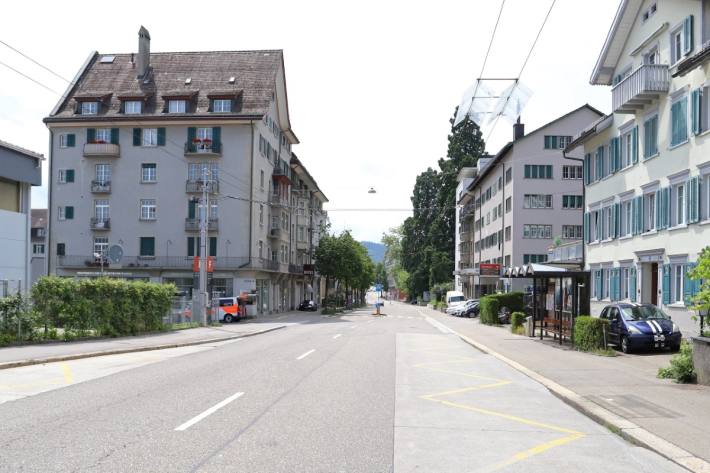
[619,305,669,321]
[449,296,465,303]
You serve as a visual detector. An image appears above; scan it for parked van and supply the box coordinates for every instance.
[216,297,242,323]
[445,291,466,306]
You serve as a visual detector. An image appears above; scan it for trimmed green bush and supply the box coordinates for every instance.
[658,341,696,383]
[573,316,609,352]
[511,312,526,329]
[479,292,524,325]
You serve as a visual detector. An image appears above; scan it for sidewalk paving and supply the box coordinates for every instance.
[423,306,710,468]
[0,312,300,369]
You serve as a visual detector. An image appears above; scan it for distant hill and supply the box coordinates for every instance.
[361,241,385,263]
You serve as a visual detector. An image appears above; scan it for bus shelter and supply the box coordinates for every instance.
[503,264,590,346]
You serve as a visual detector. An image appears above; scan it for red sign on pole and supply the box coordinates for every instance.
[192,256,200,273]
[479,263,501,277]
[207,256,214,273]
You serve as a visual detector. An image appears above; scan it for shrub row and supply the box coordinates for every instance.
[573,316,609,351]
[479,292,524,325]
[31,276,175,337]
[658,341,696,383]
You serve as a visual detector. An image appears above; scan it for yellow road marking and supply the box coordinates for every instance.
[61,362,73,384]
[414,349,585,470]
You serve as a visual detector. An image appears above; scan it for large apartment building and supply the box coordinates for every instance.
[455,106,603,298]
[44,27,328,314]
[568,0,710,333]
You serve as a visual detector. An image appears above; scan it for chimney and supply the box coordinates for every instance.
[513,117,524,141]
[136,26,151,78]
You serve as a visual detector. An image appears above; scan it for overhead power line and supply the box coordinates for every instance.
[0,39,72,83]
[0,59,61,94]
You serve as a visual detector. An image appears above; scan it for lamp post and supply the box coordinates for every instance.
[701,306,707,337]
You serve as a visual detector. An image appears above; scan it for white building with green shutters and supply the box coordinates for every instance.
[568,0,709,333]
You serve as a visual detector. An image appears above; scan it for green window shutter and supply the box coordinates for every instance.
[140,237,155,256]
[609,139,616,173]
[133,128,142,146]
[65,169,75,183]
[655,189,662,229]
[614,202,620,238]
[65,206,74,219]
[684,263,695,305]
[544,136,551,149]
[188,200,196,219]
[631,126,638,164]
[67,134,76,147]
[684,15,694,55]
[524,165,530,178]
[584,154,590,184]
[615,137,621,170]
[662,264,671,305]
[212,127,221,147]
[698,176,703,223]
[87,128,96,143]
[663,187,671,229]
[157,128,166,146]
[688,177,699,223]
[692,89,701,135]
[584,212,590,243]
[187,237,195,257]
[546,165,553,179]
[187,127,197,152]
[110,128,119,145]
[630,267,637,302]
[209,237,217,257]
[636,195,644,234]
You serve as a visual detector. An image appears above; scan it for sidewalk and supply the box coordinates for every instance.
[0,312,298,369]
[423,306,710,469]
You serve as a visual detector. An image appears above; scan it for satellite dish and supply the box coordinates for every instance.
[108,245,123,264]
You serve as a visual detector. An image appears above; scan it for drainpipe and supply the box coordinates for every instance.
[249,121,255,263]
[500,163,505,292]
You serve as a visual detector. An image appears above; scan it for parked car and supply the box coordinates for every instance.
[449,299,477,316]
[600,303,682,354]
[216,297,242,323]
[298,300,318,311]
[461,301,480,318]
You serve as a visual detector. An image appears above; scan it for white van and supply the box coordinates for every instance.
[445,291,466,306]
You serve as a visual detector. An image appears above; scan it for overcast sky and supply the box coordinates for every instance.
[1,0,619,244]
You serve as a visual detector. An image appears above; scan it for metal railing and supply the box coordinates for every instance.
[185,218,218,231]
[273,163,292,181]
[185,179,219,193]
[83,143,120,157]
[268,226,282,238]
[547,240,583,264]
[57,255,296,273]
[89,217,110,230]
[289,264,303,274]
[611,64,669,113]
[184,141,222,155]
[91,180,111,193]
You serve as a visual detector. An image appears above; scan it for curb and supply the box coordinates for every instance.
[425,311,710,473]
[0,325,286,371]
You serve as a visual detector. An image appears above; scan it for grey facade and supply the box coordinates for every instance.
[455,105,603,298]
[44,28,327,313]
[30,209,48,287]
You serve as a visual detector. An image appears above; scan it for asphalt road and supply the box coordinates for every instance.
[0,303,686,472]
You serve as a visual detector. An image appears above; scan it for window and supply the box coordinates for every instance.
[260,170,265,190]
[124,101,142,114]
[486,212,490,225]
[670,96,688,147]
[212,99,232,112]
[95,128,111,143]
[95,164,111,184]
[505,226,511,241]
[562,225,583,239]
[705,175,710,220]
[187,237,217,257]
[543,135,572,149]
[139,237,155,257]
[644,115,658,158]
[168,100,186,113]
[604,270,611,299]
[56,243,65,256]
[505,168,512,183]
[621,200,632,237]
[188,162,219,181]
[142,128,158,147]
[58,206,74,220]
[141,163,156,182]
[140,199,156,220]
[524,165,553,179]
[562,195,583,209]
[81,102,98,115]
[58,169,75,184]
[505,197,511,213]
[93,237,108,258]
[258,241,263,259]
[645,192,656,232]
[673,183,686,226]
[674,265,684,303]
[298,226,305,242]
[523,224,552,239]
[620,129,633,168]
[523,254,548,264]
[643,45,659,64]
[32,243,45,255]
[562,165,583,179]
[94,200,109,220]
[59,134,75,148]
[604,206,613,239]
[259,204,264,225]
[672,28,683,64]
[524,194,552,209]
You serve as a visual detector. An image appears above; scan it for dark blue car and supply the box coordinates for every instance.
[600,303,682,354]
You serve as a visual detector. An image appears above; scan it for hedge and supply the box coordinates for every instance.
[480,292,524,325]
[31,276,175,337]
[511,312,526,329]
[573,316,609,351]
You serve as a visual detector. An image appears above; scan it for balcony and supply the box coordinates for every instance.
[272,163,292,184]
[185,179,219,194]
[90,218,110,230]
[612,64,670,113]
[56,255,299,273]
[289,264,304,274]
[83,143,120,158]
[184,218,219,231]
[268,226,282,239]
[459,202,475,220]
[91,180,111,193]
[547,240,583,265]
[296,240,309,251]
[268,193,287,207]
[184,141,222,156]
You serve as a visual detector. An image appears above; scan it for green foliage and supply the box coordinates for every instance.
[0,293,37,342]
[511,312,526,329]
[573,316,609,352]
[479,296,500,325]
[688,246,710,334]
[30,276,174,338]
[374,262,389,292]
[658,341,696,383]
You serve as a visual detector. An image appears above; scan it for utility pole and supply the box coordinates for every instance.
[198,166,209,326]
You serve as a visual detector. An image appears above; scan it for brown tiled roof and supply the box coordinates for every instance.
[46,50,283,121]
[31,209,48,228]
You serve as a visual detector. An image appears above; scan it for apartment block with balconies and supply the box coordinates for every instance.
[44,27,327,313]
[568,0,710,334]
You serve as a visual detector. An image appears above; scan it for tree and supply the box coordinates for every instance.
[374,262,389,292]
[688,246,710,335]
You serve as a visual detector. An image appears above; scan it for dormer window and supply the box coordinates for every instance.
[81,102,99,115]
[168,100,187,113]
[211,99,232,113]
[124,100,142,114]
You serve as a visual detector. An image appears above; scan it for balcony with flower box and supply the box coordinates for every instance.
[83,142,120,157]
[91,180,111,193]
[184,139,222,157]
[185,179,219,194]
[90,218,110,230]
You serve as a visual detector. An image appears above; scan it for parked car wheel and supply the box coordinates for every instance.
[670,343,680,352]
[224,314,234,323]
[620,336,631,354]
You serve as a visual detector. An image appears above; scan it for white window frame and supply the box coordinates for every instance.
[141,163,157,183]
[95,128,111,143]
[561,225,582,239]
[705,174,710,220]
[673,183,687,226]
[622,200,632,236]
[670,26,684,65]
[259,205,264,226]
[81,102,98,115]
[142,128,158,147]
[620,128,633,168]
[140,199,157,220]
[94,199,110,220]
[524,194,552,209]
[124,100,142,114]
[58,169,69,184]
[59,134,70,148]
[58,206,66,221]
[212,99,232,113]
[95,164,111,184]
[646,193,656,231]
[32,243,45,255]
[93,237,109,257]
[673,264,684,304]
[168,100,186,113]
[604,270,611,300]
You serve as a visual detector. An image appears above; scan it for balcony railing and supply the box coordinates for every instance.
[289,264,304,274]
[83,143,120,157]
[184,218,219,231]
[268,226,282,239]
[273,163,292,184]
[185,179,219,193]
[268,193,287,206]
[459,202,475,220]
[611,64,670,113]
[89,218,110,230]
[184,141,222,156]
[91,180,111,193]
[547,240,583,264]
[57,255,296,273]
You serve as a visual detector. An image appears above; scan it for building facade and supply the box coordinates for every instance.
[570,0,710,333]
[44,28,327,313]
[30,209,48,287]
[455,106,603,299]
[0,140,43,295]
